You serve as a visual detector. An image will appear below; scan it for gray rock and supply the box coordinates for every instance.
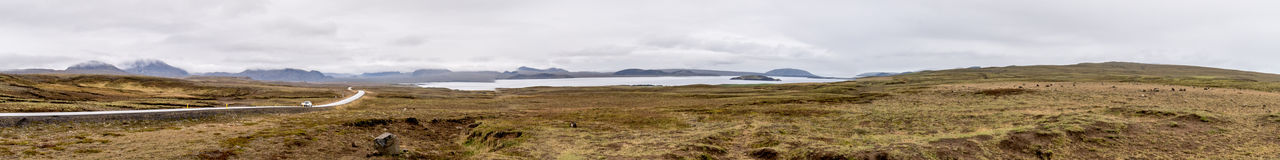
[374,132,401,155]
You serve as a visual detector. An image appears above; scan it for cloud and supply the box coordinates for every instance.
[1,0,1278,76]
[549,31,836,73]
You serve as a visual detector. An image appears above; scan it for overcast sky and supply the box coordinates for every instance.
[1,0,1278,76]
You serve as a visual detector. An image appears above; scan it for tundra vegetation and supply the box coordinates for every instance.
[3,62,1280,159]
[0,74,343,112]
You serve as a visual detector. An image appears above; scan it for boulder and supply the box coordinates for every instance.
[374,132,401,155]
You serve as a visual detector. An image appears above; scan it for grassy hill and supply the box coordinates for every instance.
[0,74,343,112]
[896,62,1280,91]
[4,62,1280,159]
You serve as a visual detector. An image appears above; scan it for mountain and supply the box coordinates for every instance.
[64,61,131,75]
[123,60,189,78]
[763,68,819,78]
[206,68,331,82]
[411,69,452,76]
[0,69,58,74]
[499,66,583,80]
[360,71,405,77]
[333,71,502,83]
[349,69,454,78]
[324,73,359,78]
[515,66,569,73]
[656,69,762,76]
[614,69,669,75]
[507,73,574,79]
[614,69,716,76]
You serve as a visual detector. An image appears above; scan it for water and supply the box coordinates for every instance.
[416,76,849,91]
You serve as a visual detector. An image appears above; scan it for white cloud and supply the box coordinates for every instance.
[1,0,1278,77]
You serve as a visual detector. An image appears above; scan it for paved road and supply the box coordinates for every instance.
[0,90,365,117]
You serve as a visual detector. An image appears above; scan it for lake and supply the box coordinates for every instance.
[416,76,850,90]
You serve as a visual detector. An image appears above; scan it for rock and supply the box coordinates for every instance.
[730,75,781,81]
[374,132,401,155]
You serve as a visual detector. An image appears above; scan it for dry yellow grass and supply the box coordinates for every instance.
[0,74,347,112]
[5,62,1280,159]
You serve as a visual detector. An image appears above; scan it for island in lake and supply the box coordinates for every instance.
[730,75,781,81]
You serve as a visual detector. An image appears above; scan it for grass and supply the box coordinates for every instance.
[0,73,346,112]
[4,62,1280,159]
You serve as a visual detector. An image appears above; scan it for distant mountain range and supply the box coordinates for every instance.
[2,59,849,82]
[510,66,569,74]
[65,61,131,75]
[3,60,180,77]
[124,60,190,77]
[851,66,982,78]
[205,68,332,82]
[614,69,716,76]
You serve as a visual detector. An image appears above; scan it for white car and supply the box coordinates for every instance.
[301,101,313,107]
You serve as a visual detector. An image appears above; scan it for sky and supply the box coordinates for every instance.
[1,0,1278,77]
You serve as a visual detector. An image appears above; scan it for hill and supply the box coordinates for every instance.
[12,62,1280,159]
[0,73,340,112]
[764,68,819,78]
[896,62,1280,91]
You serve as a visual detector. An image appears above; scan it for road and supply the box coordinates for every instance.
[0,90,365,117]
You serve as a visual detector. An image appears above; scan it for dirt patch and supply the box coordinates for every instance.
[343,119,393,127]
[747,148,780,160]
[220,116,481,159]
[998,131,1060,159]
[929,135,991,160]
[1173,114,1221,123]
[1107,107,1225,124]
[790,150,852,160]
[195,149,235,160]
[740,92,891,106]
[1263,114,1280,123]
[975,88,1033,96]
